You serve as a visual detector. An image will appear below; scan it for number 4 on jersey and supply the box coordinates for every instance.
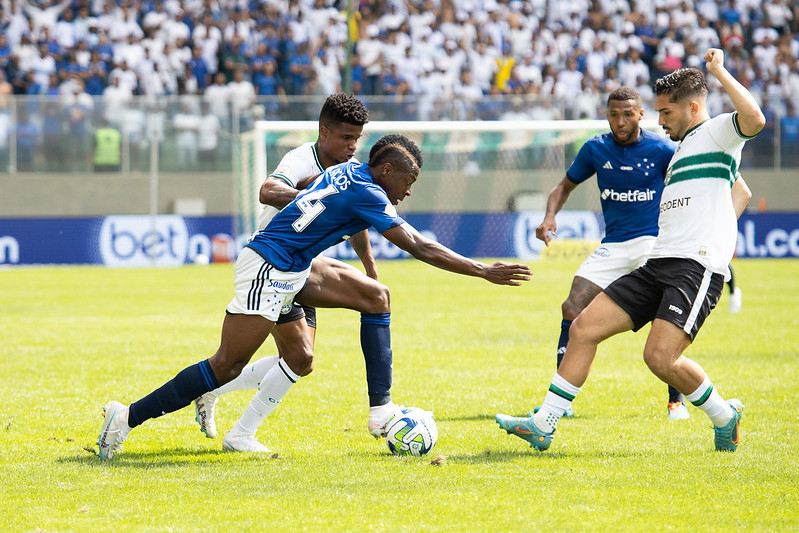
[292,184,339,232]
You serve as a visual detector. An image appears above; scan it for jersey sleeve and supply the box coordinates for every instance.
[352,185,405,233]
[565,140,596,184]
[268,145,318,188]
[708,112,753,150]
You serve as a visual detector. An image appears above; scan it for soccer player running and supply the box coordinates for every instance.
[534,87,689,419]
[98,134,532,460]
[497,48,764,453]
[194,94,407,443]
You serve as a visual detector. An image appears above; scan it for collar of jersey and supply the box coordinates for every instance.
[681,119,709,141]
[311,143,324,172]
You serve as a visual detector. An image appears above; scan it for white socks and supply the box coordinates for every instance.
[533,373,581,433]
[685,377,733,427]
[229,358,300,437]
[213,355,279,396]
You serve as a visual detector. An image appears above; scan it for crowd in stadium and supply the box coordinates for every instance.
[1,0,797,115]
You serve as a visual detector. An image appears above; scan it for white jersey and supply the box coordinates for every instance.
[255,142,361,231]
[650,113,753,276]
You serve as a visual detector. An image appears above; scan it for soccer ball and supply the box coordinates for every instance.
[385,407,438,456]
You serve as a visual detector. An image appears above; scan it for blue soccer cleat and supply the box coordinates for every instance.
[495,412,554,451]
[714,399,744,452]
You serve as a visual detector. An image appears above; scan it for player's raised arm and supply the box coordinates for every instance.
[381,223,532,286]
[704,48,765,137]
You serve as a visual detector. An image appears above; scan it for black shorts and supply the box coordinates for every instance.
[604,257,724,340]
[275,303,317,328]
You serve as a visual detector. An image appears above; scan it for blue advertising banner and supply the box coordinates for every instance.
[1,212,797,266]
[0,215,240,266]
[736,213,799,258]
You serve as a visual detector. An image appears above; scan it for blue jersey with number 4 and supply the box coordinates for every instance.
[567,130,676,243]
[247,161,405,271]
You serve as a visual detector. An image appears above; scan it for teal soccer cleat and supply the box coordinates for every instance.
[714,399,744,452]
[495,412,554,451]
[533,405,573,417]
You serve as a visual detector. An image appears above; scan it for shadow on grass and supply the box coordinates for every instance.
[437,413,501,423]
[57,445,280,468]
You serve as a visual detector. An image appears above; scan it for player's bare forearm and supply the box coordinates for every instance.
[382,224,532,286]
[295,173,320,191]
[704,48,765,137]
[259,177,300,208]
[349,230,379,280]
[537,177,576,244]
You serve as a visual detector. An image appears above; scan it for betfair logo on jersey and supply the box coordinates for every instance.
[600,188,657,202]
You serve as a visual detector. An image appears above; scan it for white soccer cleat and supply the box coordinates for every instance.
[97,401,131,461]
[368,402,404,439]
[729,287,742,314]
[222,431,271,453]
[194,392,219,439]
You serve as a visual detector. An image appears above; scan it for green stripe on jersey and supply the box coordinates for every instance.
[268,173,294,187]
[311,143,323,170]
[667,152,737,187]
[732,112,758,139]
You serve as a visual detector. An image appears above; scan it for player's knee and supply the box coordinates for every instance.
[361,282,390,314]
[300,360,314,377]
[567,314,588,341]
[561,298,582,321]
[283,347,314,376]
[643,349,672,380]
[208,356,247,385]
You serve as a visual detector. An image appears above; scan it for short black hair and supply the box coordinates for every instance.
[319,93,369,129]
[655,68,708,103]
[607,86,642,107]
[368,134,423,168]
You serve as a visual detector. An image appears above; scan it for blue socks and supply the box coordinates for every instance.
[556,320,572,368]
[127,359,219,428]
[360,312,392,407]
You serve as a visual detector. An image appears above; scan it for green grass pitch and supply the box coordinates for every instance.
[1,258,797,531]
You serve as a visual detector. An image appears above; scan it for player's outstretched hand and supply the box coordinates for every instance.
[483,261,533,286]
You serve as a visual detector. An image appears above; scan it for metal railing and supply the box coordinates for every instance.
[0,94,796,173]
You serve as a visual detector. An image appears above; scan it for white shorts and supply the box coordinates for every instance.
[226,247,311,322]
[574,235,656,289]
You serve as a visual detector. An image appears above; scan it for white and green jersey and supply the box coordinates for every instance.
[256,142,362,231]
[256,142,325,231]
[650,112,755,276]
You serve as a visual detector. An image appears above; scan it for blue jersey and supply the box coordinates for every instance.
[247,161,405,271]
[567,129,676,243]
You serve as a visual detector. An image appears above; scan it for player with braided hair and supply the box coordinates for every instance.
[194,95,418,445]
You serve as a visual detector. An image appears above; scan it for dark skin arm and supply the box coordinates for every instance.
[381,223,532,286]
[536,176,578,245]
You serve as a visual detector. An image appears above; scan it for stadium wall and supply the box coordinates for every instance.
[1,168,797,216]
